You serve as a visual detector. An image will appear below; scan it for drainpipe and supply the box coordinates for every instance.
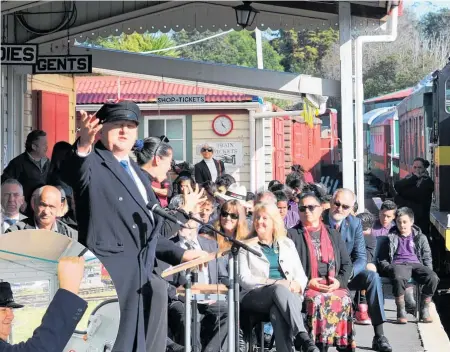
[354,5,399,212]
[249,110,256,193]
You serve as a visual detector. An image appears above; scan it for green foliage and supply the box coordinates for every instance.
[420,8,450,39]
[172,30,284,71]
[88,32,180,57]
[270,28,338,74]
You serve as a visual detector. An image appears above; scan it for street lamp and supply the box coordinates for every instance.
[234,2,259,29]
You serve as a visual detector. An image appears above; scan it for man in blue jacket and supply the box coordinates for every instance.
[324,189,392,352]
[0,257,87,352]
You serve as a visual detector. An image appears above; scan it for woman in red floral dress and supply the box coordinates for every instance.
[288,185,356,352]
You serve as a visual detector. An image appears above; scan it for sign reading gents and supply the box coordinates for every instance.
[33,55,92,74]
[1,44,38,65]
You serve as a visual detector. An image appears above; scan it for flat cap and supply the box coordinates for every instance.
[96,101,140,125]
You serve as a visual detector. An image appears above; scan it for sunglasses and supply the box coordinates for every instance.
[201,148,213,153]
[299,205,321,213]
[154,135,169,157]
[220,210,239,220]
[333,201,351,211]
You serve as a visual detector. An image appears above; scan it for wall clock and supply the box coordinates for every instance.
[212,114,233,136]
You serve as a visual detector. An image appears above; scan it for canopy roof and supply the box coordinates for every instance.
[3,1,399,46]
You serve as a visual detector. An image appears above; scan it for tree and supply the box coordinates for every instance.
[420,8,450,40]
[87,32,180,57]
[270,28,338,74]
[172,30,284,71]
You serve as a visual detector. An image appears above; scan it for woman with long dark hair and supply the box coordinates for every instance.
[47,141,76,228]
[288,185,355,352]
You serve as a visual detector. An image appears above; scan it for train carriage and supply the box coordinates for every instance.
[368,109,398,186]
[396,81,433,181]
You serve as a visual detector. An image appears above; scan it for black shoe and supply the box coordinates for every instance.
[372,335,392,352]
[302,340,320,352]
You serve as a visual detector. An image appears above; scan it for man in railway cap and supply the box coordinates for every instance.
[323,188,392,352]
[60,100,207,352]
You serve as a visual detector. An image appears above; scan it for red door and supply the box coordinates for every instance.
[35,90,70,157]
[272,117,286,182]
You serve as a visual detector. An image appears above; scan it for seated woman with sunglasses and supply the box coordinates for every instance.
[239,202,319,352]
[288,185,355,352]
[214,199,249,251]
[194,143,225,184]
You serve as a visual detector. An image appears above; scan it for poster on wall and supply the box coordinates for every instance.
[195,141,244,178]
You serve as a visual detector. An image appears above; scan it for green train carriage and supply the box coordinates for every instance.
[429,59,450,273]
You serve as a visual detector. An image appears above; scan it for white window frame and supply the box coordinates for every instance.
[144,115,186,162]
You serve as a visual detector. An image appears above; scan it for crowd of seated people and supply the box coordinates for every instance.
[2,130,440,352]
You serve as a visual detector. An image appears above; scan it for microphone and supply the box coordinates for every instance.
[147,203,188,229]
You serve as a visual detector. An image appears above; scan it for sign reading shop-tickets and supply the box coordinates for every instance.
[33,55,92,74]
[157,95,205,104]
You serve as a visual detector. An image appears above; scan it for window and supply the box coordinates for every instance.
[446,79,450,114]
[10,280,51,343]
[144,116,186,162]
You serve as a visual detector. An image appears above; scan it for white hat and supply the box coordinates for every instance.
[217,184,250,207]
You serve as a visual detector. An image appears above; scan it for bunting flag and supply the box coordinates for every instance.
[302,98,319,128]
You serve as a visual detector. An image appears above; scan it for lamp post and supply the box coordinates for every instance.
[234,1,259,29]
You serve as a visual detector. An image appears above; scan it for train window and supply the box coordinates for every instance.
[10,280,51,343]
[446,79,450,113]
[74,259,118,332]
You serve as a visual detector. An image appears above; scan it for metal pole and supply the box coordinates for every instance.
[354,6,399,211]
[255,28,264,70]
[184,271,192,352]
[249,110,256,193]
[227,254,235,352]
[338,1,355,192]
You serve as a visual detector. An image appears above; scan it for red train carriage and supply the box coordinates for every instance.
[369,109,397,185]
[397,82,433,180]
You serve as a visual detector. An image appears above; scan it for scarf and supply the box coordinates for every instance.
[303,222,336,279]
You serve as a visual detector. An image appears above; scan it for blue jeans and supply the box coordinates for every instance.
[348,269,386,325]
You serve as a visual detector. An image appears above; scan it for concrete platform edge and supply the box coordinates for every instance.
[418,302,450,352]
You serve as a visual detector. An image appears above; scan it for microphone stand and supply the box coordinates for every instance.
[176,209,261,352]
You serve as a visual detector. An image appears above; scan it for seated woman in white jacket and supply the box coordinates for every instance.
[238,202,319,352]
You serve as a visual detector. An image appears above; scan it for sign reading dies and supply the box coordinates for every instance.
[1,44,38,65]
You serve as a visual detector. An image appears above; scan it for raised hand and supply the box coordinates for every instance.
[58,256,85,295]
[181,183,207,214]
[78,110,102,153]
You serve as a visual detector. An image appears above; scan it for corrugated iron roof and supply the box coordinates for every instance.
[364,87,413,104]
[76,76,256,104]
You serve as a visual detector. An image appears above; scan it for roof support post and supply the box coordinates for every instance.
[339,1,355,193]
[354,6,399,212]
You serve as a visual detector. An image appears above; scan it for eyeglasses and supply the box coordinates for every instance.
[299,205,320,213]
[201,148,213,153]
[333,201,351,211]
[154,135,169,158]
[220,210,239,220]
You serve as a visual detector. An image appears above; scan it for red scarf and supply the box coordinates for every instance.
[303,222,336,279]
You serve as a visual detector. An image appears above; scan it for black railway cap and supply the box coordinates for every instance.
[96,100,140,126]
[0,282,24,309]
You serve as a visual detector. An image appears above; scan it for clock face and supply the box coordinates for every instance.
[212,115,233,136]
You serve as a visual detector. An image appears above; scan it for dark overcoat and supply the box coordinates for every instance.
[194,159,225,184]
[0,289,87,352]
[61,141,183,352]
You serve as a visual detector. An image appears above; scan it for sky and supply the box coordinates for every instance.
[404,0,450,17]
